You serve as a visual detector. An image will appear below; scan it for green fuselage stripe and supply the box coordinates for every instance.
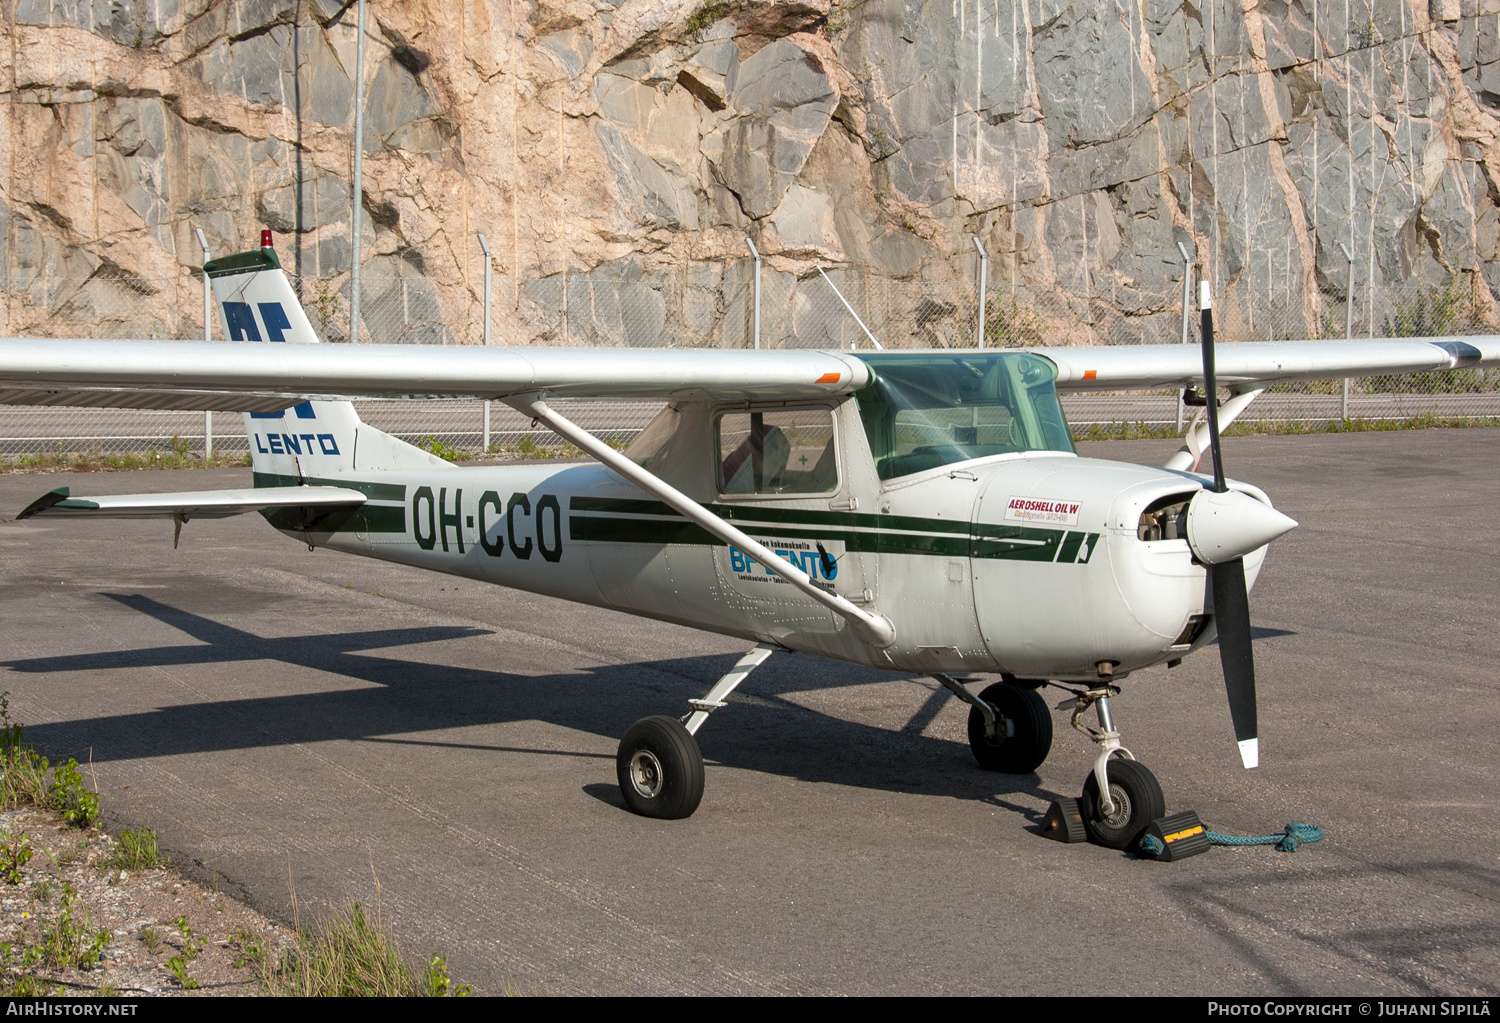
[567,511,1098,563]
[261,503,406,534]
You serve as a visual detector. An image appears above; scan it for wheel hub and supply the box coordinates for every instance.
[628,749,664,798]
[1098,785,1132,830]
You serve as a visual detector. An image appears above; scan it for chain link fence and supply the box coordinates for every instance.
[3,260,1499,457]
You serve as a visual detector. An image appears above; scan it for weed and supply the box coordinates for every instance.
[137,925,160,952]
[48,760,99,828]
[0,696,49,812]
[169,434,190,457]
[31,878,50,903]
[105,829,162,872]
[0,694,24,757]
[28,882,110,970]
[165,955,198,990]
[228,925,266,970]
[423,953,473,997]
[869,124,898,160]
[313,276,342,339]
[259,902,469,997]
[0,751,48,812]
[685,0,727,34]
[0,953,57,997]
[165,916,204,989]
[0,829,32,884]
[417,435,467,463]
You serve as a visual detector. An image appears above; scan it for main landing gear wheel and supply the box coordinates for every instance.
[616,716,705,820]
[966,682,1053,773]
[1079,759,1165,850]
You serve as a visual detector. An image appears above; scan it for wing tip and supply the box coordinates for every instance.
[16,487,69,520]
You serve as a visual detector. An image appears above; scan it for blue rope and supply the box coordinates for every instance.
[1138,822,1322,858]
[1209,823,1323,852]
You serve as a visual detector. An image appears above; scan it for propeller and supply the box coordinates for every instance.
[1188,282,1296,769]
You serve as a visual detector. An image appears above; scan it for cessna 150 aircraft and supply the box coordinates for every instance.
[3,235,1496,849]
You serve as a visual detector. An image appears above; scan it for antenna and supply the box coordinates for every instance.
[815,266,883,350]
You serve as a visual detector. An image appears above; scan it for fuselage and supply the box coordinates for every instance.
[270,394,1266,682]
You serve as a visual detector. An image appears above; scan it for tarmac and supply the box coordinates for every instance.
[0,427,1495,995]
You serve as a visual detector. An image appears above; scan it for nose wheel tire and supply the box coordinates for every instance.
[966,682,1054,773]
[616,715,705,820]
[1079,759,1165,849]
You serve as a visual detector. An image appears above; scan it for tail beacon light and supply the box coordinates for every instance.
[261,229,274,249]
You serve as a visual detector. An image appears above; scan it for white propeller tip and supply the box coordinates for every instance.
[1238,737,1259,769]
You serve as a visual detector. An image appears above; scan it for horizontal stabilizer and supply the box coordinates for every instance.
[17,485,366,520]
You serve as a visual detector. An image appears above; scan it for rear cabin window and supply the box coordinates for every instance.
[717,409,838,495]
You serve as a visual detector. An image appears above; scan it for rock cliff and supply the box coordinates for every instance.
[4,0,1499,346]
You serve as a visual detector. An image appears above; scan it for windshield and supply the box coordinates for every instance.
[854,352,1074,480]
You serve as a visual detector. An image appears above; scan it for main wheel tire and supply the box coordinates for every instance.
[966,683,1054,773]
[1079,758,1165,850]
[616,715,706,820]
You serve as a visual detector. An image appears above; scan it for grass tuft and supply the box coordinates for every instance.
[0,447,252,474]
[104,829,163,873]
[255,902,470,997]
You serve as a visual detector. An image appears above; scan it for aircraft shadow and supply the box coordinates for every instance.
[4,594,1062,810]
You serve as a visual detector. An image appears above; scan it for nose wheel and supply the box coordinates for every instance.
[1080,758,1164,849]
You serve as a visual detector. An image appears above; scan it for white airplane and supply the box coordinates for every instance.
[4,234,1496,849]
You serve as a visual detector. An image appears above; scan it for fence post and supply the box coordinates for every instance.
[972,236,988,348]
[478,232,493,454]
[349,0,368,344]
[1176,241,1193,431]
[745,236,761,349]
[196,228,214,457]
[1339,241,1354,422]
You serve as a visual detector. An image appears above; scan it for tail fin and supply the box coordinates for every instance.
[206,237,447,480]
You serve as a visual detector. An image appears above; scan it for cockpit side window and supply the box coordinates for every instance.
[716,408,838,495]
[854,352,1074,480]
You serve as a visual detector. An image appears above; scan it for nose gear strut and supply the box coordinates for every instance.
[1053,683,1132,816]
[1047,679,1166,849]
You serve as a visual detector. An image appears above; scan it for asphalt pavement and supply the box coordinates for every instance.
[0,428,1495,995]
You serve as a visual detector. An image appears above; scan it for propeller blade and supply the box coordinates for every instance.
[1199,280,1258,769]
[1198,281,1227,494]
[1211,557,1259,769]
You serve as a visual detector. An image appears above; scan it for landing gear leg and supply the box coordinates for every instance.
[933,674,1053,772]
[1057,683,1165,849]
[615,643,777,820]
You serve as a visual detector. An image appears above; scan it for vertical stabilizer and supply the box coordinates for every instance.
[206,236,447,480]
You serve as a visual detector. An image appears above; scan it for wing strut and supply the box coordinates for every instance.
[513,396,897,648]
[1161,386,1266,472]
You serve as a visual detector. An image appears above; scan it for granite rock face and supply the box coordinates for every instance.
[4,0,1500,346]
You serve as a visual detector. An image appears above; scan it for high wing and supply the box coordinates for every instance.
[16,485,366,520]
[0,336,1496,407]
[1040,337,1500,391]
[0,339,870,405]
